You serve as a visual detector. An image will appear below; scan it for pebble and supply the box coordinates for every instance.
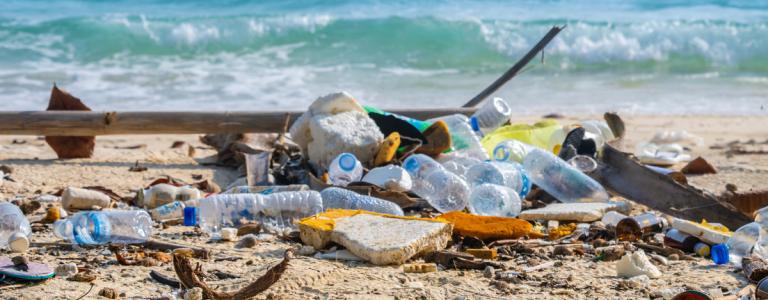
[236,235,258,248]
[220,228,238,241]
[184,287,203,300]
[98,287,118,299]
[483,266,495,278]
[297,245,316,256]
[55,263,79,277]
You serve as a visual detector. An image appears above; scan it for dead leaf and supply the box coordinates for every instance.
[44,85,95,159]
[681,157,717,175]
[171,141,186,148]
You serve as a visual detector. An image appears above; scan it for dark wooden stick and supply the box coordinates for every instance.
[463,25,565,108]
[0,108,476,136]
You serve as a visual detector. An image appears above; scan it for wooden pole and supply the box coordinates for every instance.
[0,108,476,136]
[462,25,565,108]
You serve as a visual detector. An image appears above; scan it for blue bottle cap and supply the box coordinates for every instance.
[338,153,357,172]
[183,206,198,226]
[470,116,481,132]
[710,243,729,265]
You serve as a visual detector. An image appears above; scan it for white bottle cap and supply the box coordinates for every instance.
[8,232,29,253]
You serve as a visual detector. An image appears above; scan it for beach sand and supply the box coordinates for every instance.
[1,114,767,299]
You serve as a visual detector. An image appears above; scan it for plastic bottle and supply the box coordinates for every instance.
[616,213,668,241]
[664,229,710,255]
[140,184,201,209]
[0,203,32,252]
[198,191,323,236]
[149,199,199,222]
[328,153,363,187]
[726,222,761,266]
[578,120,615,149]
[601,211,627,227]
[465,161,530,198]
[54,210,152,245]
[436,154,481,180]
[320,187,404,216]
[470,97,512,135]
[568,155,598,173]
[496,140,609,203]
[403,154,470,213]
[468,184,521,217]
[428,114,489,160]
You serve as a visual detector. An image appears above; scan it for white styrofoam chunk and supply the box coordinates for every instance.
[308,111,383,168]
[330,214,451,265]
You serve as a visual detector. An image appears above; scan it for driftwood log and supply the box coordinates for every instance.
[0,108,475,136]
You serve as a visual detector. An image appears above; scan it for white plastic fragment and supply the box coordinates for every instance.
[314,249,365,261]
[307,111,383,168]
[616,250,662,279]
[362,165,413,192]
[671,217,730,245]
[220,228,238,241]
[61,187,111,211]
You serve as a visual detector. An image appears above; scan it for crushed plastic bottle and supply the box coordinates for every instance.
[328,153,363,186]
[139,184,201,209]
[496,140,609,203]
[468,183,521,217]
[54,210,152,245]
[149,199,199,222]
[470,97,512,135]
[320,187,404,216]
[198,191,323,237]
[428,114,489,160]
[436,154,482,180]
[726,222,761,266]
[465,161,530,198]
[0,202,32,252]
[403,154,470,213]
[601,211,627,227]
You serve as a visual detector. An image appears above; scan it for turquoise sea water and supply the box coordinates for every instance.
[0,0,767,114]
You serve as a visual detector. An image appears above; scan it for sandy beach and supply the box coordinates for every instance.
[1,114,766,299]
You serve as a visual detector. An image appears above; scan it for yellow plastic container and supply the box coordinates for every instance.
[480,119,564,156]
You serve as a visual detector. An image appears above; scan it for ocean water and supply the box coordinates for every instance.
[0,0,767,115]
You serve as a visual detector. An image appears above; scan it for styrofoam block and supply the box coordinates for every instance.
[308,111,383,168]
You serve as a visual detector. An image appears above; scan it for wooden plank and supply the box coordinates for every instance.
[0,108,475,136]
[594,145,751,230]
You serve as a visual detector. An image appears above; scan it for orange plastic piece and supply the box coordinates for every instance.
[438,211,542,240]
[417,120,451,156]
[548,223,577,240]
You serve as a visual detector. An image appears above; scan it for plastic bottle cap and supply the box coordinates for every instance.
[184,206,198,226]
[8,232,29,253]
[470,116,481,132]
[710,244,729,265]
[492,97,512,115]
[338,153,357,172]
[403,157,420,173]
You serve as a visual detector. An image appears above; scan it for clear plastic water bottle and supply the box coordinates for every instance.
[600,211,627,227]
[149,199,199,222]
[465,161,530,198]
[726,222,761,266]
[428,114,489,160]
[437,154,482,180]
[468,183,521,217]
[321,187,404,216]
[470,97,512,135]
[0,203,31,252]
[496,140,609,203]
[54,210,152,245]
[403,154,470,212]
[198,191,323,236]
[328,153,363,186]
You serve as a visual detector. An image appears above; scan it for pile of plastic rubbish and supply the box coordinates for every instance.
[2,91,766,299]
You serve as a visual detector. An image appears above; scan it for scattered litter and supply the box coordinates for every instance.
[520,202,629,222]
[314,249,364,261]
[61,187,111,211]
[465,248,497,260]
[361,165,413,192]
[54,263,78,277]
[439,211,541,240]
[220,228,238,241]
